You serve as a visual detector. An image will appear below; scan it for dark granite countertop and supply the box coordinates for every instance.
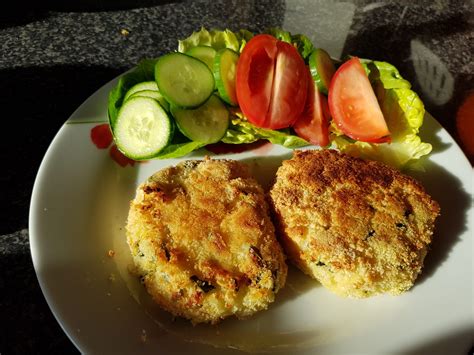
[1,0,472,353]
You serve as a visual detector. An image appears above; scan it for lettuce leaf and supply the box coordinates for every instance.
[370,61,411,89]
[178,27,241,53]
[265,28,314,61]
[235,29,254,52]
[108,58,157,128]
[151,141,206,159]
[330,60,432,169]
[291,33,314,60]
[222,113,309,148]
[331,134,432,169]
[265,27,292,43]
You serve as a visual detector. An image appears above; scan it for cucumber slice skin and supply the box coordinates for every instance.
[171,95,229,144]
[155,52,215,109]
[127,90,170,112]
[185,46,217,71]
[308,48,336,95]
[213,48,239,106]
[114,97,173,160]
[124,81,158,101]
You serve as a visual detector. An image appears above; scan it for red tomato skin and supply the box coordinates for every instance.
[293,69,329,146]
[264,41,308,129]
[236,35,308,130]
[328,57,390,142]
[236,35,278,127]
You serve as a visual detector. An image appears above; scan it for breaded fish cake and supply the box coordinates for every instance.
[269,150,440,298]
[127,158,287,324]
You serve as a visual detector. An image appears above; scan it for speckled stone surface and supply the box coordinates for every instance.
[0,0,472,353]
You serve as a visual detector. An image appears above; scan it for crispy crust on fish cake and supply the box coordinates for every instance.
[269,149,440,298]
[127,158,287,323]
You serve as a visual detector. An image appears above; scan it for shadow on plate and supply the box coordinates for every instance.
[400,327,473,355]
[409,157,471,285]
[130,267,324,353]
[240,152,293,191]
[406,115,472,285]
[419,112,452,155]
[239,152,324,300]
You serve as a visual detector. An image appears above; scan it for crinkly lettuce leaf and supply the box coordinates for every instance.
[222,114,309,148]
[235,29,254,52]
[265,27,292,43]
[330,60,432,169]
[370,60,411,89]
[291,33,314,60]
[265,28,315,60]
[331,134,432,169]
[178,27,241,53]
[108,58,157,128]
[180,27,315,60]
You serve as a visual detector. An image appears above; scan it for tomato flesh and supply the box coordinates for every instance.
[266,41,308,129]
[293,69,329,146]
[236,35,277,127]
[236,35,307,129]
[328,57,390,142]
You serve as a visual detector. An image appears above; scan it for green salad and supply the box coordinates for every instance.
[107,27,431,169]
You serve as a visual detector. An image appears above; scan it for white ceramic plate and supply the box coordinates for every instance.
[29,78,473,354]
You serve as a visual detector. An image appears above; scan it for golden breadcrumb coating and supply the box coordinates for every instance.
[269,149,440,298]
[127,158,287,323]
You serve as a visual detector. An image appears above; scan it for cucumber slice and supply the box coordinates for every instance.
[124,81,158,101]
[114,97,173,160]
[155,52,215,108]
[213,48,239,106]
[185,46,216,71]
[127,90,170,112]
[171,95,229,144]
[308,48,336,95]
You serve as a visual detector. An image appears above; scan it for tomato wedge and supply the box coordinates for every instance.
[328,57,390,143]
[293,69,329,146]
[236,35,277,127]
[236,34,308,129]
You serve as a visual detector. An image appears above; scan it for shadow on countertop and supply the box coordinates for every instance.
[0,64,123,351]
[0,233,79,354]
[0,64,124,235]
[0,0,186,29]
